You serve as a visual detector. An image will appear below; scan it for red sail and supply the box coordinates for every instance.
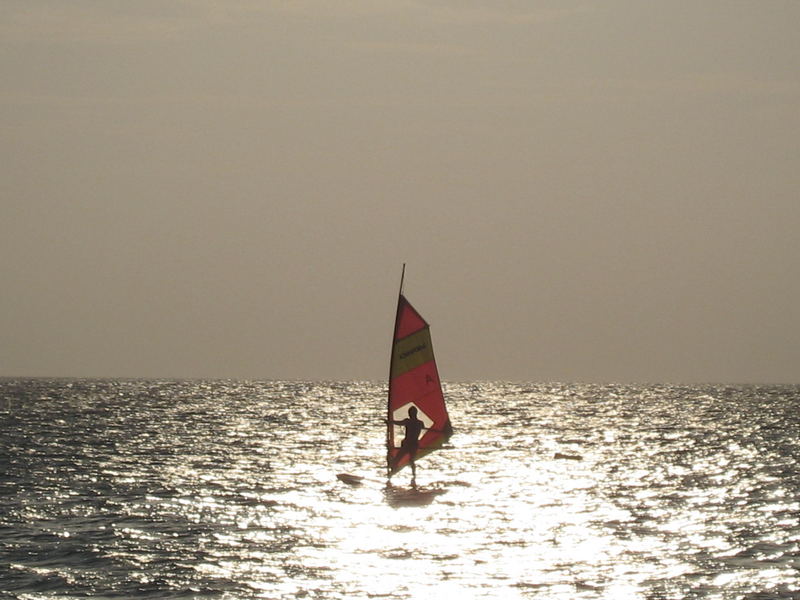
[387,294,452,475]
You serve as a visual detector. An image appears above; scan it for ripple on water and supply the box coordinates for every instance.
[1,380,799,599]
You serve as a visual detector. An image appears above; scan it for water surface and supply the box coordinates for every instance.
[1,380,799,598]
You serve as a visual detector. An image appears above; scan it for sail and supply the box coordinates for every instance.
[387,293,452,476]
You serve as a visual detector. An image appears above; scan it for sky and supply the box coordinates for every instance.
[2,1,799,383]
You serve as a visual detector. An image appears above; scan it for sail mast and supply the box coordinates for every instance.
[387,263,406,478]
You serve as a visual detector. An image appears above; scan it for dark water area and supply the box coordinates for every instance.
[1,379,799,599]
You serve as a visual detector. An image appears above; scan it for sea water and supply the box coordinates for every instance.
[1,379,799,599]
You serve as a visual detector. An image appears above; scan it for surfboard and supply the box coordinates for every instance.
[336,473,364,486]
[383,483,447,507]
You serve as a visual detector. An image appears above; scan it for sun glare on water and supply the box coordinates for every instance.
[4,380,799,599]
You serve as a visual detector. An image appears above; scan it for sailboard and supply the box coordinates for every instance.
[336,265,452,493]
[386,265,453,479]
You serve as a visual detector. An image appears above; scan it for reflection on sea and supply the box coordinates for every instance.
[1,380,799,598]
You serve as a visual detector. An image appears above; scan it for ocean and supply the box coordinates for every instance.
[1,379,798,599]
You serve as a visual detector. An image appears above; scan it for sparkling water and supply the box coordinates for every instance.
[1,380,798,599]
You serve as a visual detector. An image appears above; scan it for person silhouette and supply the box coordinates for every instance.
[389,406,426,487]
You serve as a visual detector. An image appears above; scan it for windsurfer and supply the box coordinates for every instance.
[389,406,426,486]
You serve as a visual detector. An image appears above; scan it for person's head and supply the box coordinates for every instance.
[408,406,418,418]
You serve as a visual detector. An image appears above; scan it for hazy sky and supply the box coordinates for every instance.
[2,1,798,382]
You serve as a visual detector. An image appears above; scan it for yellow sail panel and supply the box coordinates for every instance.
[390,328,435,378]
